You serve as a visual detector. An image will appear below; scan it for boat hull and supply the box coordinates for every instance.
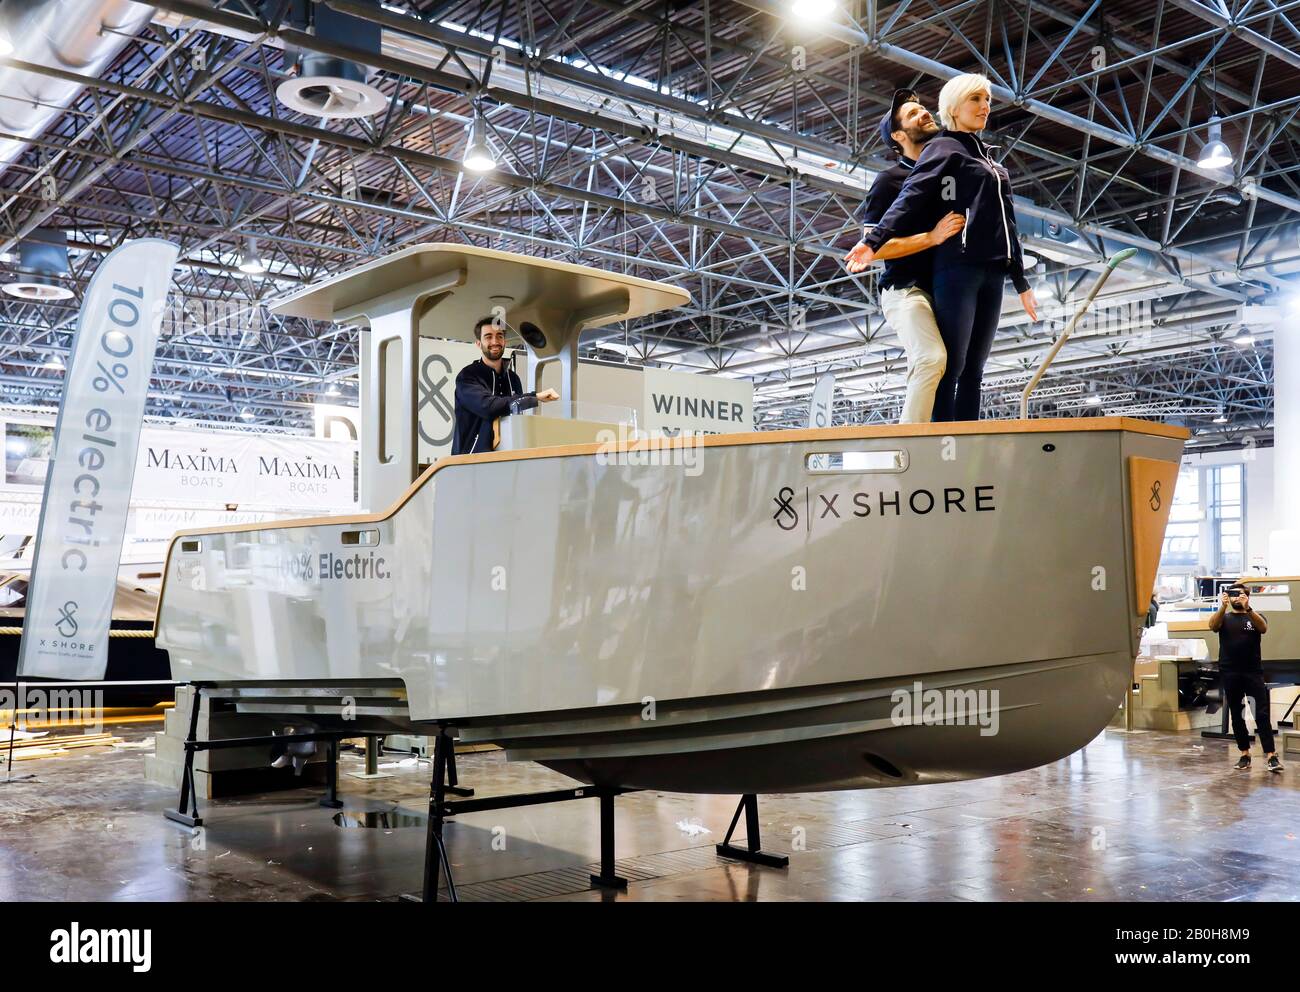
[531,652,1128,792]
[156,421,1184,793]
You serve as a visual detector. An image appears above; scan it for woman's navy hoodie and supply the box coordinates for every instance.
[863,128,1031,294]
[452,358,538,455]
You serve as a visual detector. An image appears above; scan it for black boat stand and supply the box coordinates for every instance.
[163,684,379,829]
[715,793,789,869]
[163,689,787,899]
[418,727,635,902]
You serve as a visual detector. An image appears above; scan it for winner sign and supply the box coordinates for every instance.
[18,239,180,680]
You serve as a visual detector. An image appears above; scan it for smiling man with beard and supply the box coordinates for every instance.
[451,316,559,455]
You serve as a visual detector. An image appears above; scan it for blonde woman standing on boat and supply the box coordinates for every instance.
[851,73,1039,422]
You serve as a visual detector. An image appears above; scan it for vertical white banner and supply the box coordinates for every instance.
[807,372,836,471]
[18,238,180,679]
[808,372,836,429]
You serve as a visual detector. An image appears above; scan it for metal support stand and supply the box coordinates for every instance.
[1278,692,1300,730]
[421,729,453,902]
[164,684,205,829]
[1201,702,1245,742]
[319,738,344,809]
[414,729,635,902]
[443,742,473,797]
[715,794,789,869]
[163,684,361,830]
[589,790,628,890]
[348,735,393,780]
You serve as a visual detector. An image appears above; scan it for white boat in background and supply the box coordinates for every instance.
[154,245,1187,794]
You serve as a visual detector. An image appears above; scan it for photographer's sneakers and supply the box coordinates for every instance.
[1234,755,1252,770]
[1267,755,1284,774]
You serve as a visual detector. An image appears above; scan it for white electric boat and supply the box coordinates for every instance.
[154,244,1187,794]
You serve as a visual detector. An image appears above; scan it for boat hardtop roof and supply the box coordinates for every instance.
[270,242,692,339]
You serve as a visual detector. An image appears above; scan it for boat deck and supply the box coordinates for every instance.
[1,721,1296,902]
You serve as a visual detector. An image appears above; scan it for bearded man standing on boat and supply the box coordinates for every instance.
[845,88,964,424]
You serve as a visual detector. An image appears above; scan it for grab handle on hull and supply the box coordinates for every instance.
[805,449,908,473]
[341,528,380,547]
[1020,248,1138,419]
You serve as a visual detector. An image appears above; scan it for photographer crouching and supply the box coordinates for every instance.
[1209,583,1283,773]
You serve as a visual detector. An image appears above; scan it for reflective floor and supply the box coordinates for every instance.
[0,720,1295,901]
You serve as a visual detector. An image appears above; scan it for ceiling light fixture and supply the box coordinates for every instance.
[462,110,497,173]
[790,0,837,19]
[1198,115,1234,170]
[1198,55,1234,171]
[237,238,267,275]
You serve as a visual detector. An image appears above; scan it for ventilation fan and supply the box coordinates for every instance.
[275,3,386,120]
[3,228,74,302]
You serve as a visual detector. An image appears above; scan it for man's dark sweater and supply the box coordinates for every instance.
[451,358,538,455]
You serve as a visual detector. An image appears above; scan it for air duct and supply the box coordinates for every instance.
[1014,196,1165,277]
[274,1,386,119]
[2,227,74,301]
[0,0,156,176]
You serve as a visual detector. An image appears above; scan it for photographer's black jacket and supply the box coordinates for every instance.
[452,358,538,455]
[863,128,1031,294]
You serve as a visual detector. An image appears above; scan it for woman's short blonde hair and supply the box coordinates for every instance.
[937,73,992,129]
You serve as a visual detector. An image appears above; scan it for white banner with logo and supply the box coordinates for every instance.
[539,362,755,436]
[137,429,356,508]
[642,367,753,434]
[19,239,179,680]
[2,421,358,513]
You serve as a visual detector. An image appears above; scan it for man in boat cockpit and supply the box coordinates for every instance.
[451,315,559,455]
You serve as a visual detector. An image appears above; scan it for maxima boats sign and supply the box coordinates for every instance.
[137,430,356,507]
[19,239,180,680]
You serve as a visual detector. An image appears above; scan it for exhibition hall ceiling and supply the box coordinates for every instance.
[0,0,1294,446]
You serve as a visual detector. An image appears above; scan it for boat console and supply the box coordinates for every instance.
[267,243,690,510]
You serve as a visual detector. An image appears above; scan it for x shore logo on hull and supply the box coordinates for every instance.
[771,484,998,532]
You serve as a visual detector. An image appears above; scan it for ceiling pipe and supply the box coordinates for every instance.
[0,0,156,175]
[754,320,1263,402]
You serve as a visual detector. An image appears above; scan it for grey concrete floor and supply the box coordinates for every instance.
[0,717,1295,902]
